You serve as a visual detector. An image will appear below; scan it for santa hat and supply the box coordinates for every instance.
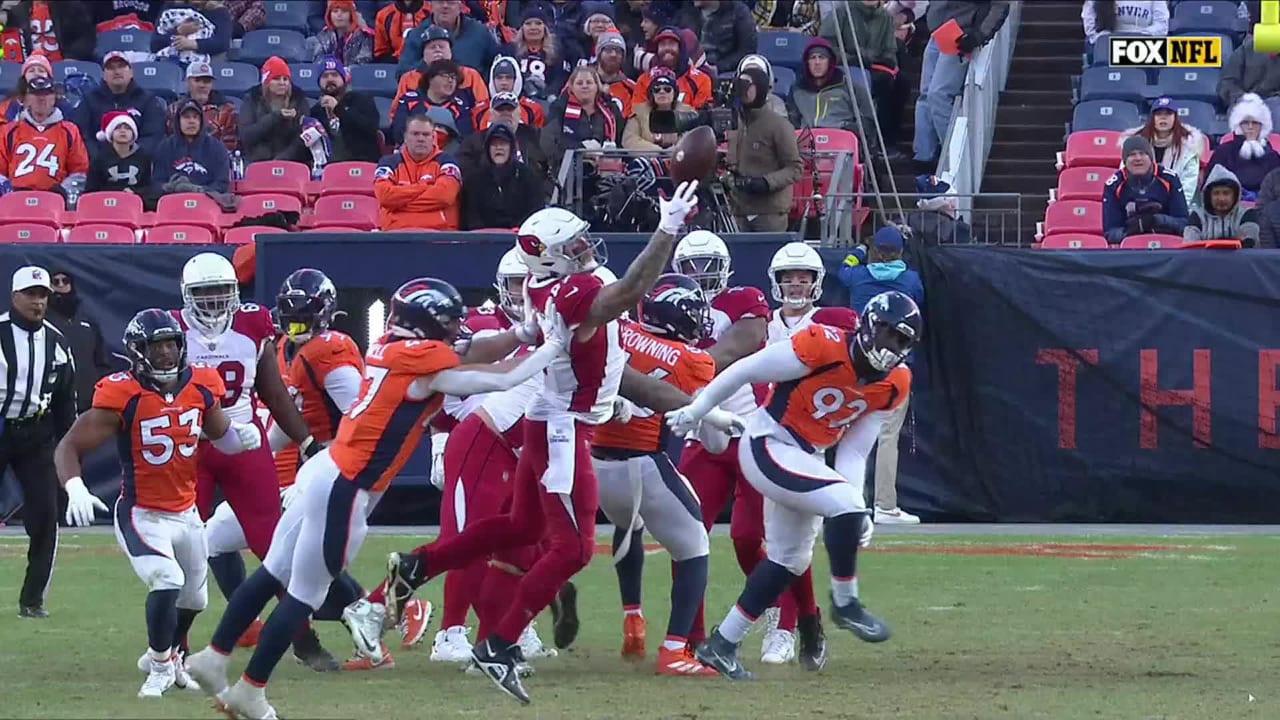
[97,110,137,143]
[1229,92,1272,160]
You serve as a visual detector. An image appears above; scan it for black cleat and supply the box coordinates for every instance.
[694,628,754,680]
[472,636,531,705]
[830,594,891,643]
[797,610,828,671]
[292,626,341,672]
[549,581,579,650]
[384,551,427,624]
[18,604,47,619]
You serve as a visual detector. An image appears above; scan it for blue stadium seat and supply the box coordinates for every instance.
[1169,1,1239,34]
[0,64,18,95]
[210,61,260,97]
[235,29,309,66]
[1155,68,1220,104]
[1072,99,1142,132]
[1079,67,1148,104]
[1170,99,1218,131]
[1089,41,1109,67]
[133,62,182,100]
[1171,31,1236,66]
[758,30,806,71]
[349,64,399,98]
[263,0,315,32]
[95,29,153,57]
[290,62,323,97]
[53,61,102,86]
[375,95,392,132]
[772,66,795,97]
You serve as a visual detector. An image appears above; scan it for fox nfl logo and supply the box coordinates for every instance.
[1109,36,1222,67]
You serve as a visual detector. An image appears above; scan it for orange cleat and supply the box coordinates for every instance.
[655,645,719,677]
[342,643,395,671]
[236,619,264,648]
[399,599,433,650]
[621,614,646,661]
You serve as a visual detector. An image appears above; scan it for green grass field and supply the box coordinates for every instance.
[1,532,1275,719]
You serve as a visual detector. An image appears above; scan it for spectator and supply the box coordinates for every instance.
[0,77,89,195]
[225,0,266,37]
[632,27,713,110]
[885,0,924,42]
[630,4,664,75]
[373,0,429,64]
[788,0,822,35]
[1102,135,1188,244]
[728,65,801,232]
[152,98,231,196]
[1184,165,1260,246]
[392,59,476,143]
[787,38,877,144]
[397,0,498,79]
[614,0,661,51]
[5,0,95,62]
[912,1,1010,174]
[307,56,381,163]
[906,175,973,247]
[542,65,624,169]
[470,56,545,130]
[85,110,158,208]
[391,26,487,124]
[738,54,790,118]
[76,52,168,159]
[623,66,690,151]
[0,55,58,123]
[594,29,636,120]
[1206,93,1280,201]
[374,113,462,230]
[821,1,899,151]
[679,27,714,76]
[150,0,234,65]
[427,105,463,154]
[461,123,544,228]
[1254,167,1280,248]
[1118,96,1202,207]
[92,0,164,28]
[1218,40,1280,132]
[167,61,239,153]
[580,1,617,50]
[1082,0,1168,47]
[45,270,111,415]
[500,4,577,101]
[239,56,311,163]
[693,0,757,74]
[460,91,548,178]
[307,0,374,66]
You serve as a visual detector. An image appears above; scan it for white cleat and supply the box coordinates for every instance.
[136,650,151,674]
[216,678,278,720]
[137,656,176,698]
[874,506,921,525]
[172,654,201,692]
[342,598,386,664]
[518,622,557,659]
[183,647,230,699]
[761,628,797,664]
[430,625,474,662]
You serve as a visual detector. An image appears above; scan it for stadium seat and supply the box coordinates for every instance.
[64,224,136,244]
[1155,68,1220,105]
[1063,130,1122,168]
[1166,98,1217,133]
[374,96,392,131]
[235,29,309,66]
[308,194,377,230]
[1039,233,1109,249]
[263,0,315,32]
[1079,68,1148,105]
[0,223,58,243]
[75,191,145,229]
[0,191,65,228]
[156,193,222,233]
[237,192,304,217]
[52,61,102,86]
[240,160,311,200]
[290,62,323,97]
[1072,100,1141,132]
[1216,132,1280,153]
[95,29,153,57]
[771,66,796,98]
[0,64,17,95]
[145,225,215,244]
[1169,1,1239,34]
[223,225,288,245]
[758,30,806,70]
[306,225,365,233]
[133,62,182,101]
[1119,233,1182,249]
[210,62,260,98]
[349,64,399,98]
[1055,167,1112,202]
[1089,41,1109,68]
[320,162,377,196]
[1042,200,1103,237]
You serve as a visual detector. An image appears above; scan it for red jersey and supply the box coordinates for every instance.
[274,331,364,488]
[0,113,88,191]
[700,286,769,414]
[594,320,714,453]
[767,325,910,451]
[330,337,460,492]
[93,365,226,512]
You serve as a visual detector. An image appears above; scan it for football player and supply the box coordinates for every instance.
[54,310,262,699]
[668,292,922,680]
[765,242,858,342]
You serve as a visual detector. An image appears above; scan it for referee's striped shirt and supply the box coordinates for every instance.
[0,312,74,422]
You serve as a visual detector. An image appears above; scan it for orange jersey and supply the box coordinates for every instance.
[93,366,226,512]
[632,66,713,111]
[0,115,89,191]
[330,337,460,492]
[767,324,910,451]
[603,75,637,119]
[373,145,462,230]
[594,320,715,453]
[273,331,365,488]
[374,4,430,61]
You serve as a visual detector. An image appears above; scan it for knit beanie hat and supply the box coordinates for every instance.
[261,56,292,86]
[97,110,138,143]
[596,29,625,56]
[1121,134,1154,164]
[22,54,52,80]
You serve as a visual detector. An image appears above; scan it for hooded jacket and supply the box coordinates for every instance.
[152,100,231,193]
[167,89,240,153]
[696,0,757,74]
[728,73,804,216]
[1205,92,1280,199]
[45,270,112,414]
[837,257,925,315]
[75,79,167,159]
[239,83,312,163]
[469,55,547,128]
[398,13,498,78]
[373,144,462,230]
[1118,122,1203,207]
[307,1,374,66]
[631,32,713,111]
[1101,164,1188,243]
[786,38,874,133]
[820,0,897,69]
[461,124,546,230]
[496,34,579,100]
[1185,164,1260,245]
[738,54,790,119]
[390,61,488,123]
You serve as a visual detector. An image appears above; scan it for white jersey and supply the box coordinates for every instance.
[174,304,275,424]
[767,306,860,345]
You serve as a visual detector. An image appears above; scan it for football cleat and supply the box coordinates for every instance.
[398,599,433,649]
[549,581,579,649]
[342,643,396,671]
[216,678,278,720]
[472,636,532,705]
[384,551,427,625]
[464,657,535,678]
[237,618,264,648]
[292,626,340,672]
[430,625,474,662]
[341,598,387,663]
[694,628,754,681]
[760,627,795,664]
[830,594,891,643]
[656,645,718,677]
[137,656,176,698]
[796,611,828,671]
[621,615,646,661]
[519,622,557,659]
[183,647,230,699]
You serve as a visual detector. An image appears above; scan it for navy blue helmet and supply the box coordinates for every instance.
[387,277,467,341]
[276,268,337,340]
[639,274,712,344]
[855,291,922,372]
[123,309,187,384]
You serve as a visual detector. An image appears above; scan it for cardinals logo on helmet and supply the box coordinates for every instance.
[518,233,546,256]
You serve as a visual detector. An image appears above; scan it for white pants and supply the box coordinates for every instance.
[261,449,380,609]
[737,412,866,574]
[873,391,910,510]
[593,451,709,563]
[113,499,208,611]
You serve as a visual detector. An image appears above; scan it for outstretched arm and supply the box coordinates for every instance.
[681,340,810,419]
[429,338,561,396]
[54,409,118,527]
[707,317,767,371]
[620,366,691,413]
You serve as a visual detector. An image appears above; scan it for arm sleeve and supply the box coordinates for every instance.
[400,175,461,212]
[139,98,168,156]
[1165,177,1189,219]
[1100,177,1124,235]
[1183,211,1203,242]
[1081,1,1099,44]
[337,93,381,136]
[976,0,1011,40]
[1239,207,1261,246]
[205,140,231,193]
[687,340,811,417]
[238,98,280,150]
[429,340,558,396]
[1218,42,1247,107]
[322,364,364,412]
[762,120,803,191]
[1149,0,1169,36]
[832,410,890,484]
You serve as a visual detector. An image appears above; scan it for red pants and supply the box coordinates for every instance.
[195,434,280,561]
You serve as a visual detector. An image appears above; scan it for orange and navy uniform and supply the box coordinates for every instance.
[0,110,88,191]
[767,324,910,451]
[632,65,713,111]
[373,145,462,230]
[373,4,429,62]
[470,96,546,129]
[273,331,364,488]
[594,320,715,454]
[93,365,226,512]
[603,75,637,119]
[330,336,460,492]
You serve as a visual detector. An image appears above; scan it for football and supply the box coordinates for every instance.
[670,126,718,184]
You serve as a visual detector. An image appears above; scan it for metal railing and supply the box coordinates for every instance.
[822,192,1025,246]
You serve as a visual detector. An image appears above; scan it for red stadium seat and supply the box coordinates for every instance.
[0,223,58,243]
[75,191,145,229]
[156,193,222,234]
[65,223,137,244]
[1216,132,1280,153]
[1039,233,1109,249]
[1119,233,1182,249]
[145,225,215,244]
[223,225,288,245]
[792,129,863,225]
[307,194,377,230]
[319,162,377,196]
[306,225,366,233]
[1055,167,1112,202]
[1062,130,1121,169]
[0,191,65,228]
[237,193,303,217]
[1042,200,1102,237]
[240,160,310,200]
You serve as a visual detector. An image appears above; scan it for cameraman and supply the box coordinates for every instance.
[728,67,802,232]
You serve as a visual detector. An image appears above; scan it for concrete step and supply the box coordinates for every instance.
[1005,72,1075,92]
[1022,2,1088,25]
[999,90,1075,112]
[981,174,1058,195]
[1013,37,1083,58]
[993,123,1069,144]
[1005,55,1084,75]
[1019,20,1085,42]
[987,140,1062,161]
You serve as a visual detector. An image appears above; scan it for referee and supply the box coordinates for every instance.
[2,266,76,619]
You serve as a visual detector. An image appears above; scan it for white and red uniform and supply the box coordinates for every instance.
[766,306,860,345]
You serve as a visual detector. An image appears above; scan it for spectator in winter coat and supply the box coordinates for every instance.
[1081,0,1168,47]
[461,123,545,229]
[692,0,758,75]
[594,29,636,120]
[1217,39,1280,128]
[150,1,233,66]
[821,1,898,145]
[579,1,617,51]
[75,52,168,160]
[1184,165,1260,245]
[374,113,462,230]
[1102,135,1188,243]
[166,61,239,153]
[0,55,72,124]
[787,38,877,142]
[390,26,487,124]
[373,0,429,63]
[542,65,624,169]
[632,27,713,110]
[1118,96,1202,208]
[1253,167,1280,248]
[728,66,802,232]
[92,0,163,28]
[225,0,266,37]
[307,56,381,163]
[391,59,476,143]
[499,4,578,101]
[307,0,374,66]
[426,105,463,154]
[45,270,111,414]
[470,56,545,130]
[397,0,498,79]
[0,77,89,195]
[623,66,692,151]
[0,0,95,62]
[459,91,547,178]
[738,54,790,119]
[152,98,230,194]
[884,0,923,42]
[238,56,312,163]
[1206,93,1280,202]
[838,225,925,311]
[85,110,158,208]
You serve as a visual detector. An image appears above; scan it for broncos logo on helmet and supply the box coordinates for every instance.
[639,274,712,344]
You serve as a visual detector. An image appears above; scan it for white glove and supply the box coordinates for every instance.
[859,513,875,548]
[429,432,449,490]
[538,300,568,350]
[64,476,108,527]
[659,180,700,234]
[702,407,745,435]
[513,284,541,344]
[666,404,704,437]
[233,422,263,451]
[280,482,299,511]
[611,398,635,424]
[580,139,602,151]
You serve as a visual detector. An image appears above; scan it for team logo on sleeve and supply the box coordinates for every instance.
[374,165,393,179]
[440,162,461,181]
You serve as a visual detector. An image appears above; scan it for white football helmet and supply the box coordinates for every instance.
[181,252,240,333]
[672,230,731,300]
[516,207,605,278]
[768,242,824,308]
[495,246,528,321]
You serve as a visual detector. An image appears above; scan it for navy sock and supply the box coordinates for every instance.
[666,555,708,639]
[145,589,179,655]
[312,572,365,622]
[208,552,247,600]
[737,560,798,619]
[823,512,863,580]
[210,567,282,653]
[175,608,200,653]
[244,594,314,685]
[613,527,645,609]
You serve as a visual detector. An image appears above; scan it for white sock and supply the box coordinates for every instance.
[718,605,754,644]
[623,606,643,618]
[831,575,859,606]
[149,648,170,663]
[661,636,686,652]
